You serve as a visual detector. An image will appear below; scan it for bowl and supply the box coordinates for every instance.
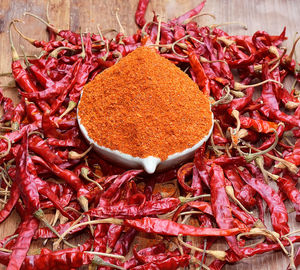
[78,109,214,174]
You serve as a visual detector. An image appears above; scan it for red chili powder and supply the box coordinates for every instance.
[78,46,212,160]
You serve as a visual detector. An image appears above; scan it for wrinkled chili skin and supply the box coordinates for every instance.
[7,216,40,270]
[135,0,150,28]
[277,176,300,221]
[238,168,289,235]
[124,217,245,236]
[210,164,243,257]
[131,255,190,270]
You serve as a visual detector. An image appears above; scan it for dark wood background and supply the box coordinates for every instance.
[0,1,299,269]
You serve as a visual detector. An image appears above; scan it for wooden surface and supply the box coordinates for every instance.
[0,0,299,269]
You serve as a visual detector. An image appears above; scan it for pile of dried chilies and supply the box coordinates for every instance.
[0,0,299,269]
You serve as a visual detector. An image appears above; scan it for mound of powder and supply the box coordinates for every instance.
[78,46,212,160]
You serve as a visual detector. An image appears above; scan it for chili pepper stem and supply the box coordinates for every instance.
[155,15,162,46]
[78,195,89,212]
[69,145,93,160]
[238,129,278,162]
[225,185,254,215]
[199,56,227,65]
[59,101,77,119]
[210,135,224,156]
[179,194,211,203]
[284,229,300,237]
[212,86,233,106]
[9,21,19,61]
[85,251,125,261]
[92,255,126,270]
[12,20,35,44]
[285,36,300,64]
[49,47,75,59]
[234,79,283,91]
[53,215,84,250]
[285,101,299,110]
[24,12,60,33]
[2,234,19,249]
[178,234,226,260]
[34,208,76,248]
[171,35,190,58]
[59,100,77,118]
[210,21,248,30]
[217,36,235,47]
[282,236,296,270]
[115,8,126,36]
[81,167,103,191]
[237,228,280,242]
[241,140,298,174]
[255,156,279,181]
[0,247,12,253]
[183,13,216,24]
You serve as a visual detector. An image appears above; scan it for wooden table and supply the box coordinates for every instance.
[0,1,299,269]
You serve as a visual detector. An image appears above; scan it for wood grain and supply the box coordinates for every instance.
[0,1,299,269]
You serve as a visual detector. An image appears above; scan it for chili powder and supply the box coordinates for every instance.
[78,47,212,160]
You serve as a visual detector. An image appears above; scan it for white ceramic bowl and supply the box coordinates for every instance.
[78,108,214,174]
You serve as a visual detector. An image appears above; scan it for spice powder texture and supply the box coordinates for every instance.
[78,47,212,160]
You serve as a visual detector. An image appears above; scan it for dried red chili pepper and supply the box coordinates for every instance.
[135,0,150,28]
[0,90,14,123]
[277,175,300,221]
[106,224,124,253]
[210,164,243,257]
[131,255,190,270]
[113,228,137,256]
[88,197,180,219]
[177,162,195,192]
[188,47,210,95]
[7,216,39,270]
[238,168,289,235]
[124,217,246,236]
[284,138,300,166]
[170,0,206,24]
[28,135,63,164]
[9,23,50,113]
[239,116,278,133]
[0,181,20,223]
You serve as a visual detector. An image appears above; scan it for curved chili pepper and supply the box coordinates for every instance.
[177,162,195,192]
[238,168,289,235]
[29,135,63,164]
[0,181,20,223]
[187,47,210,95]
[170,0,206,24]
[277,176,300,221]
[135,0,150,28]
